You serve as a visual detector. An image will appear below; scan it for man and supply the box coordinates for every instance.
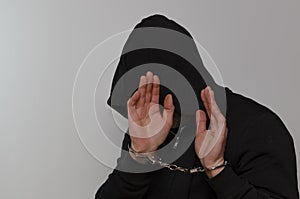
[95,14,299,198]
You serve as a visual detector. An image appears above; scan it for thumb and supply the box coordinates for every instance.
[196,110,207,135]
[163,94,174,125]
[163,94,173,110]
[195,110,208,158]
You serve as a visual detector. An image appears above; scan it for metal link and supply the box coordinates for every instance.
[128,144,229,174]
[131,146,207,173]
[190,167,205,173]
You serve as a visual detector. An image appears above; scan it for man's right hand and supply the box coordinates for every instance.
[127,71,175,153]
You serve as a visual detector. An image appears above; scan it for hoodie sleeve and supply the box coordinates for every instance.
[95,132,152,199]
[206,112,299,199]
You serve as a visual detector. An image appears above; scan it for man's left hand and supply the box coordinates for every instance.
[195,86,228,179]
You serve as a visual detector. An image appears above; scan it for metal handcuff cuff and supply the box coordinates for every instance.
[128,126,229,174]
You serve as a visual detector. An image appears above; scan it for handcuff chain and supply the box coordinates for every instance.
[129,146,229,174]
[146,154,205,173]
[128,124,229,173]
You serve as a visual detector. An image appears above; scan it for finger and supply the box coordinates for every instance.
[136,75,146,108]
[163,94,174,111]
[128,90,140,107]
[196,110,207,135]
[127,91,140,121]
[162,94,174,126]
[201,87,211,119]
[207,86,223,120]
[151,75,160,104]
[205,87,212,118]
[220,127,228,151]
[195,123,207,157]
[145,71,153,103]
[195,129,206,152]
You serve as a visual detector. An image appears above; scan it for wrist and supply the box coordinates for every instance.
[202,159,229,179]
[205,166,225,179]
[131,142,157,153]
[128,144,157,164]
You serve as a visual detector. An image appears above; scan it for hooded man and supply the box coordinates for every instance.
[95,14,299,199]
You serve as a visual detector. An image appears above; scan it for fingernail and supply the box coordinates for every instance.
[169,94,173,103]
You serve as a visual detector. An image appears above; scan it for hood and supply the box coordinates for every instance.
[107,14,226,125]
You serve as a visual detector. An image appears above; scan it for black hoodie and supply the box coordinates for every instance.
[95,14,299,199]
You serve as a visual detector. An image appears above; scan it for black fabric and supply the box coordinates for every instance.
[106,14,227,120]
[95,14,299,199]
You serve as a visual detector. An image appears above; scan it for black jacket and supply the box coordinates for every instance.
[95,15,299,199]
[96,87,299,199]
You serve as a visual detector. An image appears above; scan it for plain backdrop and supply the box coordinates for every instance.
[1,0,299,198]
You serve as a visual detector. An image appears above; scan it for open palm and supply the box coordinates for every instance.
[195,86,228,176]
[127,71,174,153]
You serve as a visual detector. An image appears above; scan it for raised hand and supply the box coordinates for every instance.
[127,71,175,153]
[195,86,228,178]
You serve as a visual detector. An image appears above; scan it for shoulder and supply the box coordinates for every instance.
[225,87,270,120]
[224,87,292,140]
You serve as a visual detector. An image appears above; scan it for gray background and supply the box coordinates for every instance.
[1,0,299,198]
